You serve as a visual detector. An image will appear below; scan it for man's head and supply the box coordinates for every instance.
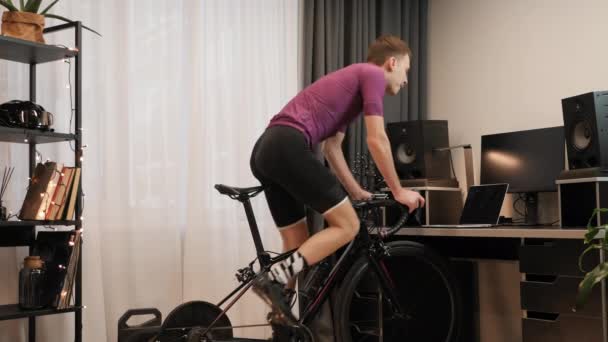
[367,35,411,95]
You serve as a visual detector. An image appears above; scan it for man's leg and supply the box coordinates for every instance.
[278,218,309,290]
[267,198,359,286]
[280,218,310,253]
[296,198,359,265]
[259,198,359,325]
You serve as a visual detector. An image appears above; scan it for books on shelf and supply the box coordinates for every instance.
[32,229,81,309]
[64,168,80,221]
[19,162,57,220]
[19,162,81,221]
[58,230,81,309]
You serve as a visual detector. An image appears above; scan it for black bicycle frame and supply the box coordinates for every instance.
[298,225,405,325]
[200,192,405,339]
[202,223,405,338]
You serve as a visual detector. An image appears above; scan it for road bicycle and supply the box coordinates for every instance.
[118,184,463,342]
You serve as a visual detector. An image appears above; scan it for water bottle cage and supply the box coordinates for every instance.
[370,240,391,259]
[235,265,255,284]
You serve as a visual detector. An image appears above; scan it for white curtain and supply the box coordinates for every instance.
[0,1,302,341]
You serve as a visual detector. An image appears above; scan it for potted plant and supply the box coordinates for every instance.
[575,208,608,311]
[0,0,100,44]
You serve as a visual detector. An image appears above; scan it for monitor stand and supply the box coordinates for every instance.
[522,192,539,226]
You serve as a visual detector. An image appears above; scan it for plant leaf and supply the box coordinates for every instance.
[19,0,23,11]
[31,0,41,12]
[587,208,608,228]
[575,262,608,311]
[579,243,603,272]
[584,226,602,244]
[24,0,41,13]
[0,0,19,11]
[39,0,58,15]
[44,13,102,37]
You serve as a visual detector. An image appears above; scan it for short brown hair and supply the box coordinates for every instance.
[366,35,411,66]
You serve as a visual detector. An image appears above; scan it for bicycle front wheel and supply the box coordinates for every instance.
[334,240,462,342]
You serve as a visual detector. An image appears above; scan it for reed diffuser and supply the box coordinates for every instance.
[0,166,14,220]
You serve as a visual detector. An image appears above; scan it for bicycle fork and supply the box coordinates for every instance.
[366,251,406,320]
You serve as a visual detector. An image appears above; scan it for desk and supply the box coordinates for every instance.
[396,226,585,239]
[390,226,606,342]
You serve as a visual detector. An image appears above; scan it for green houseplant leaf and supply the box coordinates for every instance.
[584,226,602,244]
[586,208,608,227]
[575,261,608,311]
[576,208,608,311]
[23,0,41,13]
[39,0,58,15]
[45,13,102,36]
[0,0,19,11]
[19,0,24,11]
[578,242,603,272]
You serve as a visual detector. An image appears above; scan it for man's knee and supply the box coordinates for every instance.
[279,218,310,249]
[324,201,360,241]
[343,215,360,240]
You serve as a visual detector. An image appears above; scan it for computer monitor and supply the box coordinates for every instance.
[480,126,565,225]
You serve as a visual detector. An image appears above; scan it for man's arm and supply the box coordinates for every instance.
[322,132,371,200]
[365,115,425,212]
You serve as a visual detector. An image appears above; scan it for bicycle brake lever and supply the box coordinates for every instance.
[370,193,389,200]
[411,207,423,226]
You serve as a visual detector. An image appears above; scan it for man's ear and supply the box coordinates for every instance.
[387,56,397,71]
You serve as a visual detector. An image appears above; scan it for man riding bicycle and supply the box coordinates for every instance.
[250,34,426,323]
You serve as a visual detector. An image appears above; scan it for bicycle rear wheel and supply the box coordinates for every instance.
[334,241,462,342]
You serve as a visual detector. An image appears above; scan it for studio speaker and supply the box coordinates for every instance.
[385,120,451,180]
[561,91,608,171]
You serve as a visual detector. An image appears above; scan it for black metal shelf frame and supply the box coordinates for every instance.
[0,304,82,321]
[0,35,78,64]
[0,22,84,342]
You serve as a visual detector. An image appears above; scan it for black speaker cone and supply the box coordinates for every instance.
[396,143,416,164]
[572,120,592,151]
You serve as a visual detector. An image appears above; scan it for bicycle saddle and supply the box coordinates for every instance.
[214,184,264,198]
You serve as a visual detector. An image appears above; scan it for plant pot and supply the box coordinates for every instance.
[1,11,45,43]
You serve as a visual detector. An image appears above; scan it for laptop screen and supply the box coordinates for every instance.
[459,184,509,224]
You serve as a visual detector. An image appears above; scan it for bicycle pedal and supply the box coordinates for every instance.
[269,313,303,330]
[271,321,313,342]
[267,311,289,325]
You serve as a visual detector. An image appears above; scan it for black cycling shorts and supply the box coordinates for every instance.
[250,125,348,229]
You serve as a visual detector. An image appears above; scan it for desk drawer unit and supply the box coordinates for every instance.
[520,238,606,342]
[523,314,603,341]
[521,276,602,317]
[519,239,598,277]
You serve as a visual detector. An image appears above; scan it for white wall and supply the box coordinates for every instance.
[428,0,608,222]
[429,0,608,148]
[428,1,608,341]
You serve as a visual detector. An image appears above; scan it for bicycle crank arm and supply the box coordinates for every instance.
[202,338,269,342]
[162,323,272,332]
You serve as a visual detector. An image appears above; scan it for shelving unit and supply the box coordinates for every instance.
[0,34,78,64]
[0,126,75,144]
[0,304,82,321]
[0,23,84,342]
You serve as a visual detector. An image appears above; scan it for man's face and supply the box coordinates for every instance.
[385,54,410,95]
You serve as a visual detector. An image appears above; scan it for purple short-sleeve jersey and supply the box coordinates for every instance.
[268,63,386,146]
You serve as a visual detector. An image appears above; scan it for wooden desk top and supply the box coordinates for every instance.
[395,226,588,239]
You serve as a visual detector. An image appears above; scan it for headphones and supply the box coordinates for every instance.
[0,100,54,130]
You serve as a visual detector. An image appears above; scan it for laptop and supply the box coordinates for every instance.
[422,183,509,228]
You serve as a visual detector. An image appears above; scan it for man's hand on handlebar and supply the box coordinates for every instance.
[392,188,425,213]
[348,187,373,201]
